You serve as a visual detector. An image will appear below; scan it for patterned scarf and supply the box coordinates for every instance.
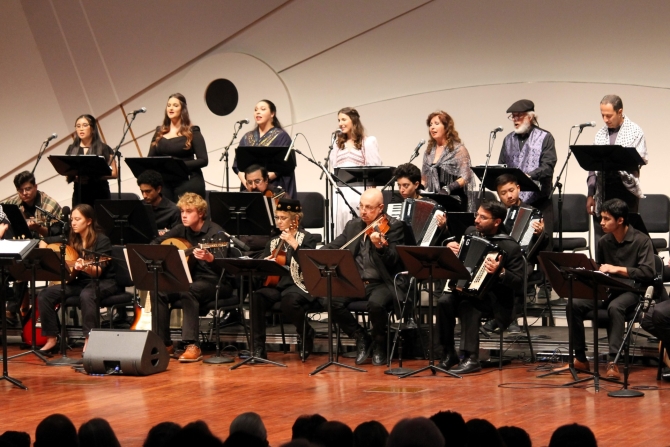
[502,127,547,204]
[241,127,284,147]
[270,231,307,293]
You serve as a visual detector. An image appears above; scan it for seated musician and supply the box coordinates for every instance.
[37,204,118,355]
[394,163,447,231]
[322,188,406,366]
[137,169,180,237]
[484,173,547,333]
[152,192,232,363]
[640,296,670,378]
[251,198,318,360]
[570,198,654,379]
[437,201,524,374]
[5,170,62,238]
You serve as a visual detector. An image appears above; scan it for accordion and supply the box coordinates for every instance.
[386,198,444,246]
[503,205,542,254]
[447,234,504,297]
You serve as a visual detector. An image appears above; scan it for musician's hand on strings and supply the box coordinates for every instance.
[532,218,544,235]
[447,241,460,255]
[435,213,447,228]
[74,258,85,271]
[370,231,387,249]
[158,228,168,236]
[484,255,501,274]
[279,229,299,250]
[27,217,41,231]
[38,239,47,248]
[193,248,214,262]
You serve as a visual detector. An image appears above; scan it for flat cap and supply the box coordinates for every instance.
[506,99,535,113]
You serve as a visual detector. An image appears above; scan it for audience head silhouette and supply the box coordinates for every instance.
[78,418,121,447]
[548,423,597,447]
[429,410,467,447]
[498,425,532,447]
[465,419,505,447]
[34,414,78,447]
[229,412,267,445]
[291,414,327,442]
[353,420,388,447]
[387,417,445,447]
[311,421,353,447]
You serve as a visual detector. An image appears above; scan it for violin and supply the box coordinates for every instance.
[340,214,391,250]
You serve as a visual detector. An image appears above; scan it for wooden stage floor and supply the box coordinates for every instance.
[1,342,669,446]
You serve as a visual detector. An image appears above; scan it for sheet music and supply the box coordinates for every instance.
[178,250,193,284]
[0,239,35,258]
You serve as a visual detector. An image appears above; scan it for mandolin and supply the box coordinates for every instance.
[161,237,228,261]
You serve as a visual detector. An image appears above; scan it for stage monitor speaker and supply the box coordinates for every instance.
[83,329,169,376]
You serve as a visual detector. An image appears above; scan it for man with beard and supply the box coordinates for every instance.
[436,201,524,374]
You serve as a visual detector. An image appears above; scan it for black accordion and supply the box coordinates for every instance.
[386,198,444,246]
[447,234,504,297]
[503,205,543,255]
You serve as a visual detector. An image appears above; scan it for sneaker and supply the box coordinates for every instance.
[482,320,498,333]
[507,321,521,334]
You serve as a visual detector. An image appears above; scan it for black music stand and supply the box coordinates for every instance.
[1,204,32,239]
[396,246,471,379]
[297,249,367,376]
[570,145,645,205]
[537,252,601,381]
[335,166,395,190]
[0,239,38,389]
[208,192,274,239]
[203,258,235,365]
[419,192,465,212]
[471,166,540,194]
[7,249,62,364]
[125,157,190,185]
[48,155,111,206]
[235,147,296,177]
[218,258,290,369]
[95,200,157,245]
[125,244,191,351]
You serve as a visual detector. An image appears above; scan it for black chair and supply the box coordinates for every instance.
[639,194,670,254]
[100,245,135,327]
[296,192,325,244]
[553,194,591,258]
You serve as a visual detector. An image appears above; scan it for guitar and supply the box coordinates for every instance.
[21,289,48,346]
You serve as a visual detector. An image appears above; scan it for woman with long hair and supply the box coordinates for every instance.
[37,204,118,355]
[65,114,118,207]
[148,93,208,201]
[421,111,473,211]
[329,107,382,235]
[233,99,296,198]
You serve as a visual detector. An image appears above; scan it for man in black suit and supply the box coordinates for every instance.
[437,200,525,374]
[322,188,406,366]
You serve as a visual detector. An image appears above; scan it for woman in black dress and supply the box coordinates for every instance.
[65,114,118,207]
[148,93,208,201]
[232,99,296,198]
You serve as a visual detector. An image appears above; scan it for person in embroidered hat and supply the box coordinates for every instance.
[497,99,556,249]
[251,197,318,360]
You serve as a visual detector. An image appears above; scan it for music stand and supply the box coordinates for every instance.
[203,258,235,365]
[125,244,191,351]
[208,192,274,239]
[335,166,395,190]
[471,166,540,193]
[570,145,645,205]
[7,249,62,363]
[125,157,190,185]
[0,239,38,389]
[95,200,157,245]
[297,249,367,376]
[218,258,290,369]
[1,204,32,239]
[235,146,296,177]
[396,246,471,379]
[48,155,111,206]
[419,192,465,212]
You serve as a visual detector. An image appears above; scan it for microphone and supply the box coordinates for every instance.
[218,230,250,252]
[236,119,249,125]
[572,121,596,129]
[491,126,504,134]
[412,139,426,155]
[332,129,342,135]
[128,107,147,116]
[44,133,58,143]
[642,285,654,313]
[284,134,298,162]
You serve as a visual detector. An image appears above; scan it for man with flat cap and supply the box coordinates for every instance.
[498,99,556,250]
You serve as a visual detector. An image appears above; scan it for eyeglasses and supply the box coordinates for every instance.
[273,215,290,222]
[75,123,90,129]
[507,113,527,121]
[358,204,381,212]
[474,213,492,220]
[245,179,265,186]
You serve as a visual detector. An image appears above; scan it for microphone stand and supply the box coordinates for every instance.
[321,134,337,243]
[219,121,245,192]
[478,131,498,202]
[32,139,52,174]
[381,143,423,192]
[111,113,140,199]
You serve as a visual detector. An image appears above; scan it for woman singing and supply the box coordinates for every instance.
[421,111,473,212]
[251,198,318,360]
[329,107,382,235]
[148,93,208,201]
[65,115,118,207]
[233,99,296,198]
[37,204,118,355]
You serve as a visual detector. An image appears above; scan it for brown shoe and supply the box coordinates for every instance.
[178,344,202,363]
[166,345,176,358]
[574,358,590,372]
[606,362,621,379]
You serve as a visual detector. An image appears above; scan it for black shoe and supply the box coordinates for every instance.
[507,321,521,334]
[482,320,498,333]
[354,331,373,365]
[450,357,482,374]
[372,342,387,366]
[438,350,459,370]
[218,310,241,328]
[252,346,267,361]
[299,327,315,362]
[37,345,59,358]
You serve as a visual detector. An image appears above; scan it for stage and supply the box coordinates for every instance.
[1,329,669,447]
